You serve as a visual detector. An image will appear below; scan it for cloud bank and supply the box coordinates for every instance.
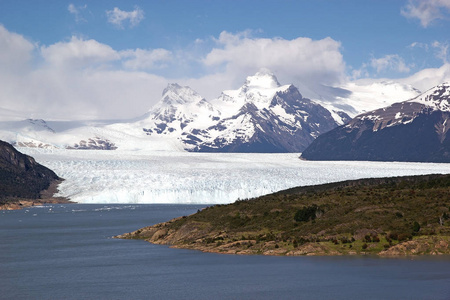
[201,32,346,97]
[0,25,449,121]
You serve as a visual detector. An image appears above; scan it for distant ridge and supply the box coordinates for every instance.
[139,70,350,152]
[301,82,450,162]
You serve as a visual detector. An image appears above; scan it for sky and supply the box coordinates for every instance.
[0,0,450,121]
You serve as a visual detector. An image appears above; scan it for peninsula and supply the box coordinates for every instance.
[117,174,450,256]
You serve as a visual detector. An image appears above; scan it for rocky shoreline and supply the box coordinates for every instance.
[0,179,73,210]
[116,220,450,257]
[116,174,450,257]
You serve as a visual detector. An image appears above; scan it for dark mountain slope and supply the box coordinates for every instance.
[0,140,60,202]
[301,83,450,162]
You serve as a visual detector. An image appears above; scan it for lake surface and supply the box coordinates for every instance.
[1,204,450,300]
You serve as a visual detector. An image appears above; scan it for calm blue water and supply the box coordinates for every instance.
[1,204,450,300]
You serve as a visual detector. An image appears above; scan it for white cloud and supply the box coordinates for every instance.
[0,28,348,120]
[401,0,450,27]
[0,27,166,120]
[0,25,34,73]
[201,31,346,99]
[397,63,450,92]
[432,41,449,63]
[68,3,87,23]
[352,54,412,80]
[0,27,364,120]
[106,6,144,29]
[1,25,448,122]
[409,41,429,51]
[409,40,449,64]
[40,36,120,68]
[370,54,411,74]
[0,25,35,117]
[350,64,369,80]
[26,68,167,120]
[121,48,173,70]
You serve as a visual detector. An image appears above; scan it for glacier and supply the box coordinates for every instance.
[20,148,450,204]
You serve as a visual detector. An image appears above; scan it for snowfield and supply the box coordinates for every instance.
[20,149,450,204]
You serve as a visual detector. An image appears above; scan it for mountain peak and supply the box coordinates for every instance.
[409,82,450,112]
[161,83,204,106]
[243,69,281,89]
[162,83,182,95]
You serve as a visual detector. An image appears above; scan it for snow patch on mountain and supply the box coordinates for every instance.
[136,83,220,139]
[352,82,450,132]
[320,80,421,118]
[211,70,291,116]
[410,82,450,112]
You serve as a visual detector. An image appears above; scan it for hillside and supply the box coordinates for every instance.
[301,83,450,162]
[117,174,450,256]
[0,140,69,209]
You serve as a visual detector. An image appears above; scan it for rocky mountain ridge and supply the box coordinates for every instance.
[301,82,450,162]
[0,139,65,208]
[139,70,350,152]
[0,71,427,153]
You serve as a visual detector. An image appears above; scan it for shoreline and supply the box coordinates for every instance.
[0,179,74,210]
[116,174,450,257]
[116,223,450,257]
[166,236,450,257]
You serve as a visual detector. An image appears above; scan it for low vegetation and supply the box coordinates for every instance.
[118,174,450,256]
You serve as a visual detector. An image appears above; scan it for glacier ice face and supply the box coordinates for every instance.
[20,148,450,204]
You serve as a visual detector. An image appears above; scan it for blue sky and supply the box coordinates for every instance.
[0,0,449,120]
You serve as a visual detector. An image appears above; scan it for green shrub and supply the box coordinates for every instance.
[294,205,322,222]
[398,233,412,241]
[388,232,398,241]
[395,212,403,218]
[413,221,421,233]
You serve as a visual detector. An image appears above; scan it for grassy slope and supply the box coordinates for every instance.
[119,174,450,256]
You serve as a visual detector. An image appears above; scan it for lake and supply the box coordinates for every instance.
[1,204,450,300]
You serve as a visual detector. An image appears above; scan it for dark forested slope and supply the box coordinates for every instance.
[0,140,62,206]
[118,174,450,256]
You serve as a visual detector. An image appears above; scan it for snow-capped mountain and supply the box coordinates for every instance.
[315,80,422,118]
[139,70,350,152]
[301,82,450,162]
[0,70,351,153]
[138,83,221,136]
